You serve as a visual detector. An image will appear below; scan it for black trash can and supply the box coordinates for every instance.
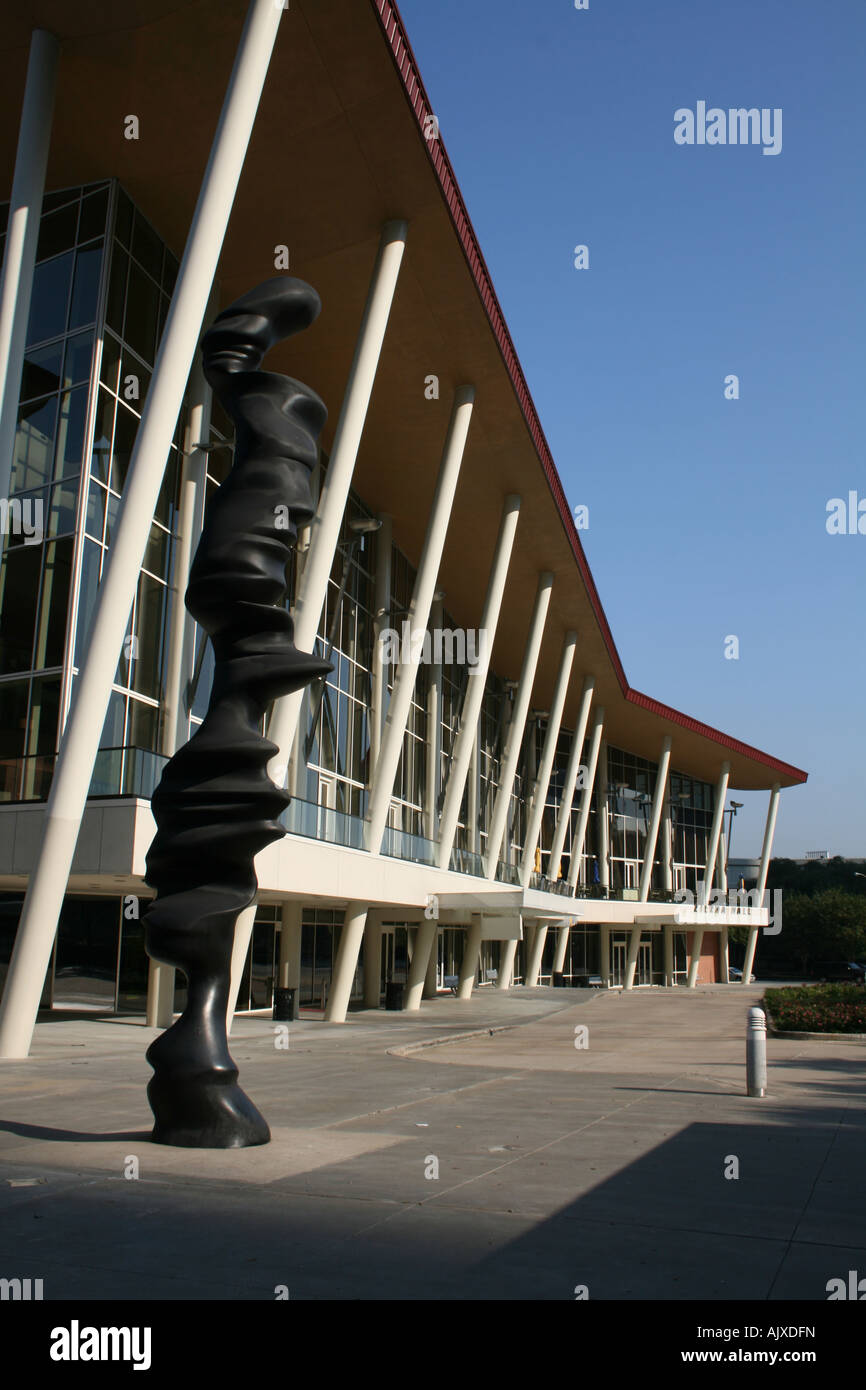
[553,971,566,988]
[273,987,298,1022]
[385,981,404,1011]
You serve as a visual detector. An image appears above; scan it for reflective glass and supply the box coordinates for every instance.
[109,402,137,494]
[68,242,103,330]
[0,545,40,673]
[105,244,128,334]
[36,202,78,262]
[47,476,79,537]
[131,212,163,281]
[26,252,74,344]
[77,187,108,244]
[33,537,73,669]
[123,259,160,362]
[55,387,88,478]
[63,331,94,388]
[75,537,102,665]
[21,340,62,401]
[12,394,57,491]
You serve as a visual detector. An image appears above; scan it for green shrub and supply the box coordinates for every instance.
[764,984,866,1034]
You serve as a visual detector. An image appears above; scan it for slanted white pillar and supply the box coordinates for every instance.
[687,761,730,988]
[364,387,475,853]
[425,597,443,841]
[278,902,303,990]
[524,921,550,988]
[0,29,60,503]
[267,220,408,787]
[485,572,554,878]
[567,708,605,889]
[325,902,368,1023]
[0,0,289,1059]
[496,937,519,991]
[742,783,780,985]
[147,312,216,1029]
[369,514,392,772]
[661,794,673,895]
[405,920,437,1010]
[552,922,571,975]
[624,735,672,990]
[597,740,610,891]
[520,633,577,886]
[437,494,521,868]
[547,676,594,883]
[457,918,483,999]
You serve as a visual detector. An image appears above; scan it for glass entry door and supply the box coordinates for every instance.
[611,937,627,986]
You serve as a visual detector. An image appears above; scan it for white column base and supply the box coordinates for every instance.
[325,902,367,1023]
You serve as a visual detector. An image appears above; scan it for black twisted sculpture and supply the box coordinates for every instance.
[142,278,331,1148]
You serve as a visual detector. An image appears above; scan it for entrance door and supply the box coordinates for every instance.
[611,937,627,986]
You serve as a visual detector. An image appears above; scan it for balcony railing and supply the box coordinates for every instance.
[281,796,366,851]
[381,825,438,866]
[0,746,168,802]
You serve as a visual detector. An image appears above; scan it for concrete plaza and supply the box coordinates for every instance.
[0,985,863,1300]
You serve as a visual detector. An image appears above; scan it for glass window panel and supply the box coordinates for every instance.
[47,476,79,537]
[105,244,128,334]
[154,446,179,532]
[109,403,138,494]
[131,212,163,281]
[75,537,103,665]
[68,242,103,331]
[100,688,127,748]
[0,542,40,673]
[119,347,151,414]
[41,188,79,214]
[127,696,158,751]
[103,490,121,547]
[77,187,109,244]
[36,202,79,262]
[142,521,168,578]
[54,387,88,479]
[26,252,74,345]
[114,189,133,247]
[33,537,73,669]
[1,489,46,552]
[90,388,114,484]
[0,679,29,760]
[12,393,57,491]
[123,260,160,362]
[54,898,118,1010]
[99,331,121,391]
[21,340,62,401]
[132,572,167,700]
[117,914,148,1014]
[63,331,94,388]
[26,674,61,755]
[162,251,178,296]
[85,480,106,541]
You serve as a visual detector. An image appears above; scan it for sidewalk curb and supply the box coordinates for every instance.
[767,1025,866,1042]
[387,994,597,1057]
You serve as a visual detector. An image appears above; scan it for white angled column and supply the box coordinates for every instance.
[364,387,475,853]
[567,708,605,889]
[552,922,571,975]
[742,782,780,985]
[485,572,554,878]
[520,632,577,887]
[624,735,672,990]
[325,902,368,1023]
[0,0,288,1060]
[524,920,550,988]
[687,760,730,988]
[404,919,437,1011]
[267,220,408,786]
[597,740,610,891]
[638,737,672,902]
[457,919,483,999]
[369,514,392,772]
[437,493,520,868]
[147,307,216,1029]
[0,29,60,503]
[425,597,443,841]
[548,676,594,883]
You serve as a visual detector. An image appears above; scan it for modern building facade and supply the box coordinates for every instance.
[0,1,806,1050]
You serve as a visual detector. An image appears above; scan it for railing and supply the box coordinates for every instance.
[0,746,168,802]
[281,796,366,851]
[449,845,484,877]
[493,860,522,886]
[380,825,438,866]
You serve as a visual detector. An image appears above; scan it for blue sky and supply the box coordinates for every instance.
[397,0,866,859]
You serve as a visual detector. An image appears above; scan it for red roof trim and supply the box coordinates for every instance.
[370,0,807,786]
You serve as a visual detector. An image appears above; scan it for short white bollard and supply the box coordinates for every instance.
[746,1006,767,1097]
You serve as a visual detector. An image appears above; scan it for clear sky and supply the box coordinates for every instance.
[397,0,865,859]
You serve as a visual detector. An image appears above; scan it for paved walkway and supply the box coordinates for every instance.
[1,985,863,1300]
